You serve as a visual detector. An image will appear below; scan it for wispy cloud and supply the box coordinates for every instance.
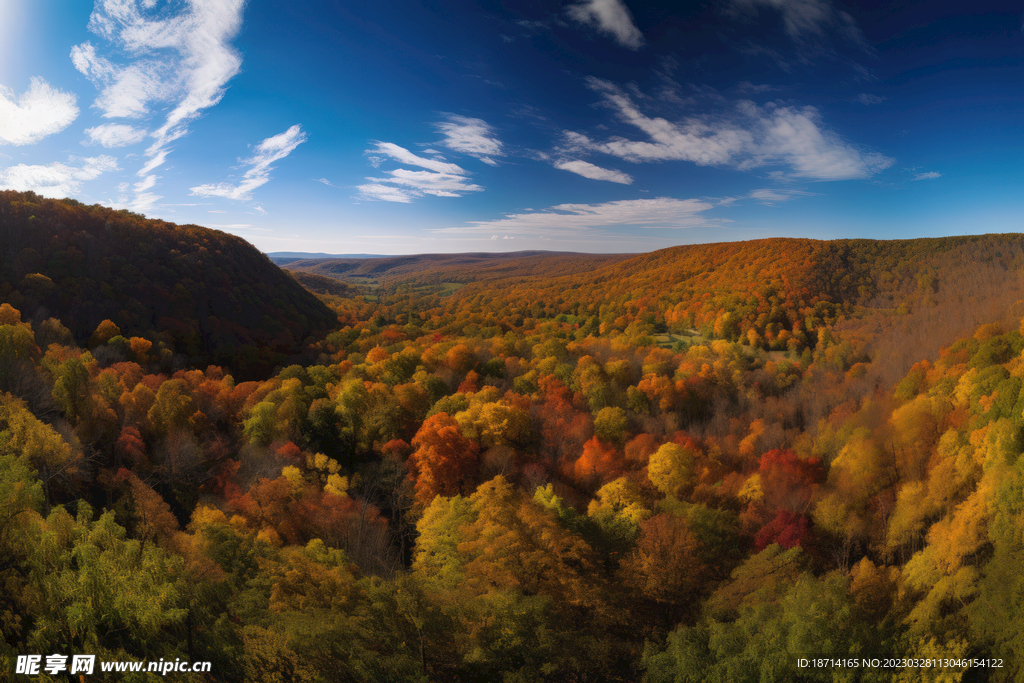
[356,183,418,203]
[0,77,79,145]
[367,141,465,174]
[554,159,633,184]
[569,77,892,181]
[435,115,503,165]
[912,171,941,181]
[729,0,870,49]
[747,188,814,204]
[71,0,246,210]
[358,142,483,202]
[190,124,308,201]
[83,123,147,147]
[368,169,482,197]
[0,155,118,197]
[735,81,778,94]
[854,93,886,105]
[436,197,720,236]
[567,0,644,50]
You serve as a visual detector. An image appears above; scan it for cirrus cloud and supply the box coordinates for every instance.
[554,159,634,184]
[83,123,147,147]
[190,124,308,201]
[569,77,893,181]
[435,115,503,165]
[367,169,483,197]
[435,196,720,236]
[367,141,465,174]
[71,0,247,210]
[358,141,483,202]
[567,0,645,50]
[728,0,871,50]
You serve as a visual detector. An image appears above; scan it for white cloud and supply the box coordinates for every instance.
[371,169,482,197]
[571,78,892,180]
[0,155,118,197]
[83,122,147,147]
[360,141,483,202]
[131,173,160,211]
[912,171,941,181]
[854,93,886,105]
[567,0,644,50]
[554,159,633,184]
[435,115,503,163]
[367,141,465,174]
[748,189,788,203]
[436,197,720,236]
[190,124,308,200]
[747,188,814,204]
[71,0,247,207]
[356,183,417,203]
[70,42,172,118]
[0,77,79,145]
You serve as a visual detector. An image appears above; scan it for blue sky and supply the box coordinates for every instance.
[1,0,1021,254]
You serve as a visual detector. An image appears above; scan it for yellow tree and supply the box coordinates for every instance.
[648,442,696,499]
[459,476,601,610]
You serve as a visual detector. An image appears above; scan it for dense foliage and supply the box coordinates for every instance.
[0,191,336,378]
[6,202,1024,681]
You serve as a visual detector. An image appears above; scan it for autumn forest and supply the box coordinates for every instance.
[6,190,1024,681]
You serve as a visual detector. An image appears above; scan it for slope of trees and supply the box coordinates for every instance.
[0,191,336,378]
[285,269,358,298]
[5,225,1024,680]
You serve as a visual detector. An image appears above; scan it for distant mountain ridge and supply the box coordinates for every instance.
[268,252,390,264]
[280,250,635,284]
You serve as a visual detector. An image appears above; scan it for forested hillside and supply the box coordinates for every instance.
[5,204,1024,681]
[279,250,633,285]
[285,270,359,298]
[0,191,336,378]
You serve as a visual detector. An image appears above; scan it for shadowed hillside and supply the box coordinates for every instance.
[285,269,359,298]
[0,191,336,378]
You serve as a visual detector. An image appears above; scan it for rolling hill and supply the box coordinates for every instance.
[0,191,336,377]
